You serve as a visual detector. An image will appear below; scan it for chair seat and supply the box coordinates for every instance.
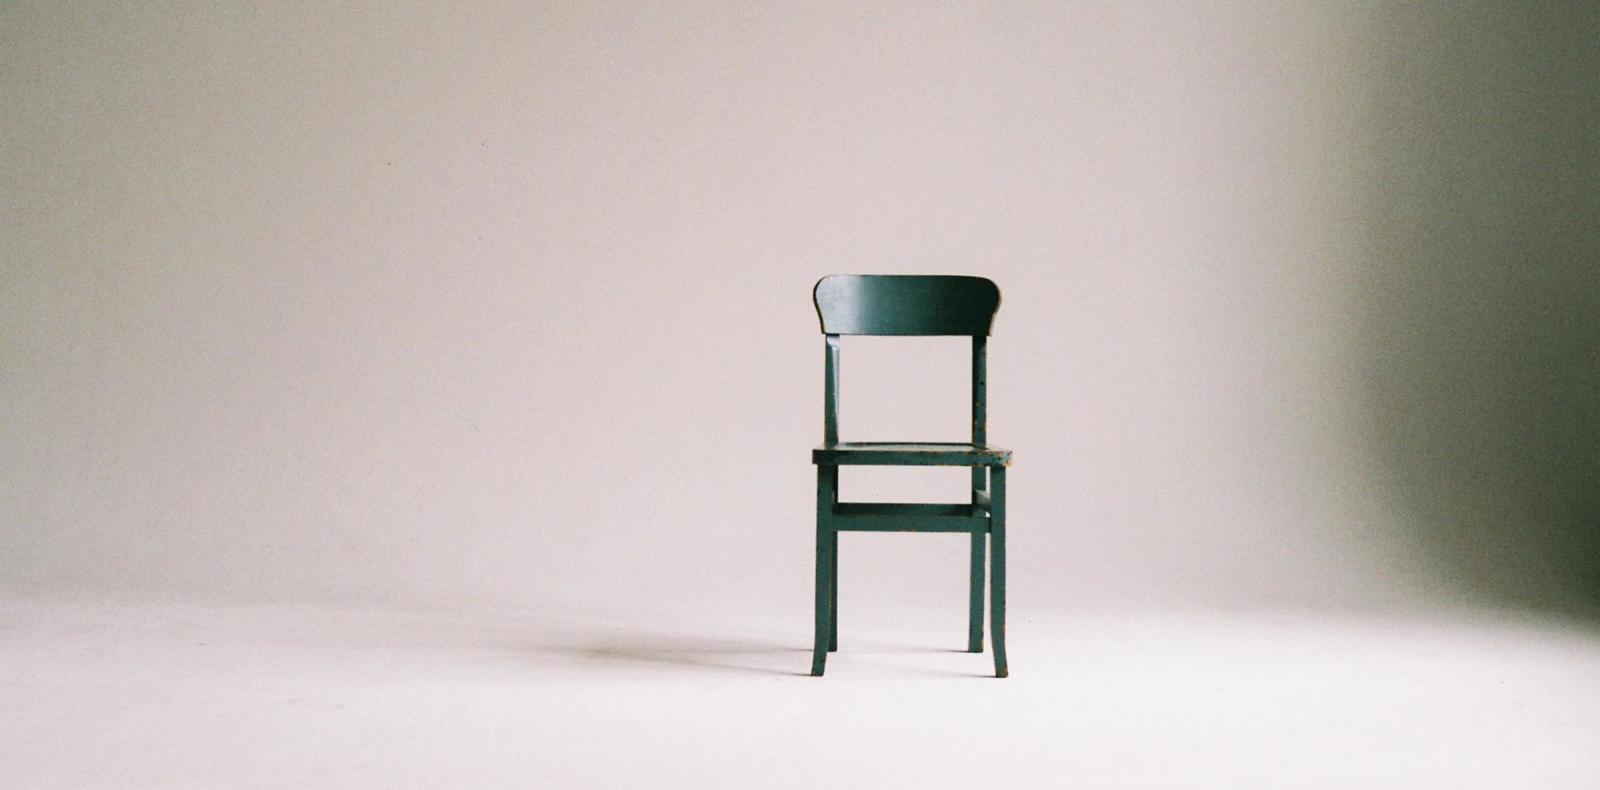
[812,442,1012,467]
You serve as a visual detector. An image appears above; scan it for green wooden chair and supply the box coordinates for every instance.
[809,275,1012,677]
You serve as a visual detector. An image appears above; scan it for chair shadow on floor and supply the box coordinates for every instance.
[563,635,812,677]
[381,603,993,678]
[531,631,985,678]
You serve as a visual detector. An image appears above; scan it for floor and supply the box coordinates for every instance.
[4,597,1599,789]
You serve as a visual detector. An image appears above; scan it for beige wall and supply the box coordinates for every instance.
[4,2,1594,615]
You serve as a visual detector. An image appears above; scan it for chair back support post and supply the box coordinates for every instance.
[971,335,987,496]
[823,334,841,446]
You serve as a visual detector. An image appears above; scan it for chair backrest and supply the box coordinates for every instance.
[813,275,1000,336]
[812,275,1001,456]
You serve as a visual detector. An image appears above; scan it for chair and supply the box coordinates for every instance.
[809,275,1012,677]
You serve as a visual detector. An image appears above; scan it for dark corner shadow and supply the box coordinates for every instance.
[1350,2,1600,619]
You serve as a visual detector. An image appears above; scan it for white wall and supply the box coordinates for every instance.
[4,2,1594,616]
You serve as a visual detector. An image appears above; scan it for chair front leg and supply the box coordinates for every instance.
[989,466,1008,678]
[811,465,837,676]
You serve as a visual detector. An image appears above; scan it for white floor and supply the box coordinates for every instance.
[4,597,1599,789]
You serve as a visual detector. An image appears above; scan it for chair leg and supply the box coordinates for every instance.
[812,526,834,675]
[812,466,836,676]
[968,529,985,653]
[829,533,838,652]
[990,466,1008,678]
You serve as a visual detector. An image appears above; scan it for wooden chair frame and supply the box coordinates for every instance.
[809,275,1011,677]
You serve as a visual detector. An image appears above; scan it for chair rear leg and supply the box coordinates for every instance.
[829,535,838,651]
[968,529,985,652]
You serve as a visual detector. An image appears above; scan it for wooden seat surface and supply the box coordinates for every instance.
[812,442,1012,467]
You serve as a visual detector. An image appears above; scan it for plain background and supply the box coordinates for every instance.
[5,0,1598,624]
[5,3,1600,787]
